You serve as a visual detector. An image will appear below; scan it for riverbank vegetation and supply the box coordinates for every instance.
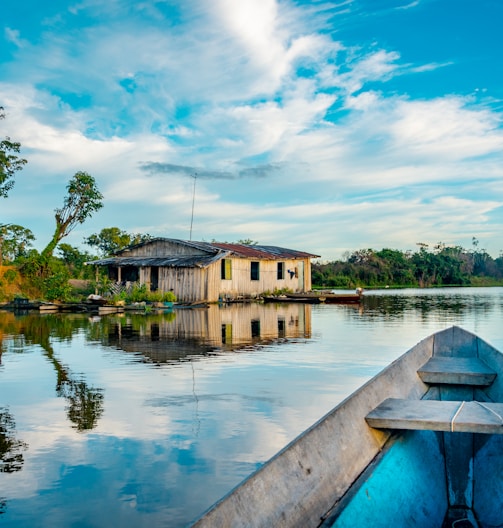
[312,241,503,289]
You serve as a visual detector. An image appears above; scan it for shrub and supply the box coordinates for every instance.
[3,268,18,284]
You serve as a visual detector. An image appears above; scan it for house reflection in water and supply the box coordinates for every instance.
[103,303,312,363]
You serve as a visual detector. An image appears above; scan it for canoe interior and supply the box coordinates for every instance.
[192,327,503,528]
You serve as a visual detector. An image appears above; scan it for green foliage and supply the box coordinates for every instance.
[236,239,258,245]
[85,227,152,256]
[43,266,72,302]
[43,171,103,258]
[313,242,503,289]
[111,283,177,304]
[262,287,293,296]
[57,243,95,279]
[0,223,34,264]
[3,268,18,284]
[16,250,73,301]
[0,107,28,199]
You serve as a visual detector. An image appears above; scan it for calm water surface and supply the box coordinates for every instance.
[1,288,502,527]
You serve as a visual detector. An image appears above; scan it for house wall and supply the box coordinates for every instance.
[217,257,312,300]
[157,266,207,303]
[124,239,210,257]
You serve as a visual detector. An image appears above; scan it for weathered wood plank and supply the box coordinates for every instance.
[366,398,503,434]
[418,357,496,386]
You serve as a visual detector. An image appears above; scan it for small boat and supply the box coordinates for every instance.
[285,292,362,304]
[262,295,323,304]
[192,326,503,527]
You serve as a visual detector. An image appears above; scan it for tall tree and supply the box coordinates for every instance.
[42,171,103,258]
[0,107,27,198]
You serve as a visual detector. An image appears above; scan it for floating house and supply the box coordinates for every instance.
[90,238,320,303]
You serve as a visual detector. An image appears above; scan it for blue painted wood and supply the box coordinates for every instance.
[328,430,447,527]
[473,434,503,526]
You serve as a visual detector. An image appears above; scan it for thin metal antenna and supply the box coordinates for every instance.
[189,173,197,241]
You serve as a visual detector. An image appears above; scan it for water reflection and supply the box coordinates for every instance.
[0,407,27,474]
[0,313,104,432]
[0,289,502,527]
[98,303,312,363]
[0,406,27,516]
[361,287,501,322]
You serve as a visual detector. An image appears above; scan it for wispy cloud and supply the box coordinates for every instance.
[1,0,503,258]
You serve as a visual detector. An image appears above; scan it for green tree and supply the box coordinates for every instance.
[0,107,27,198]
[85,227,151,256]
[0,224,35,265]
[57,243,95,278]
[237,239,258,245]
[42,171,103,258]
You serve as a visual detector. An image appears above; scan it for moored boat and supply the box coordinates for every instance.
[285,292,362,303]
[262,295,323,304]
[191,326,503,527]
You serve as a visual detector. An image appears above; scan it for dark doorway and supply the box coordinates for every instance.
[151,267,159,291]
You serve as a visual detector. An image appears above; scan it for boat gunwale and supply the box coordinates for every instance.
[191,327,449,527]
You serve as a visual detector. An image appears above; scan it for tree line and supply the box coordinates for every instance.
[312,241,503,289]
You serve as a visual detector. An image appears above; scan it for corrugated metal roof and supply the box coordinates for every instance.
[210,243,320,260]
[90,253,224,268]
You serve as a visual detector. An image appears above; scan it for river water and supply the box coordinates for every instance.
[1,287,502,527]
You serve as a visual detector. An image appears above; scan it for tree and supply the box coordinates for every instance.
[42,171,103,258]
[85,227,152,256]
[0,107,27,198]
[0,224,35,265]
[57,243,95,278]
[237,239,258,245]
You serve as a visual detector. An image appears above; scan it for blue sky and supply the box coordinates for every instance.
[1,0,503,260]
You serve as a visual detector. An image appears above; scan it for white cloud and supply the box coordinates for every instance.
[1,0,503,259]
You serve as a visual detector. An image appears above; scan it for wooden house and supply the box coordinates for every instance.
[90,238,320,303]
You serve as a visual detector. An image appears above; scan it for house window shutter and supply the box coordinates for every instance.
[221,259,232,280]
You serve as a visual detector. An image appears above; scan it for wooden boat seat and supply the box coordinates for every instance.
[366,398,503,434]
[417,357,496,386]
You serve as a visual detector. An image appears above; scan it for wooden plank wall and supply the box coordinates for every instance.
[218,258,312,300]
[132,244,313,302]
[127,239,209,257]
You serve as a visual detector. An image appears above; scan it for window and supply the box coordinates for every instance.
[221,259,232,280]
[221,324,233,344]
[250,261,260,281]
[277,262,285,280]
[251,320,260,338]
[278,317,285,338]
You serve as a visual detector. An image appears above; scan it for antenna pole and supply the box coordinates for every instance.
[189,173,197,241]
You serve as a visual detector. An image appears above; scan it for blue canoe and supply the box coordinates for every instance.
[192,326,503,528]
